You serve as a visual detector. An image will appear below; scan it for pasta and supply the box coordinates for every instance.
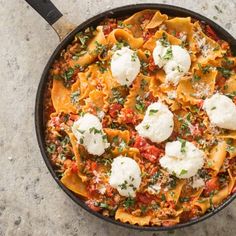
[44,10,236,227]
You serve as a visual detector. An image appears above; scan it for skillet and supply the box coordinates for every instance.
[25,0,236,231]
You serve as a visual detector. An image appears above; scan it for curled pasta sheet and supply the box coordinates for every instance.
[166,180,186,203]
[195,170,235,214]
[66,131,87,182]
[207,141,227,174]
[165,17,196,61]
[83,90,106,114]
[107,28,144,49]
[61,168,88,198]
[51,80,77,114]
[150,217,180,226]
[176,69,217,105]
[122,74,153,119]
[123,9,157,37]
[74,64,106,106]
[146,11,168,29]
[115,208,151,226]
[69,26,106,68]
[104,128,130,144]
[224,75,236,93]
[151,82,180,111]
[192,22,225,64]
[143,30,182,52]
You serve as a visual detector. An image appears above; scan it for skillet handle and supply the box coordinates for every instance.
[25,0,76,41]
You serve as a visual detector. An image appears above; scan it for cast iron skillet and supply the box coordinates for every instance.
[26,0,236,231]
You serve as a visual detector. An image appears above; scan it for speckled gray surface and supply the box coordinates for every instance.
[0,0,236,235]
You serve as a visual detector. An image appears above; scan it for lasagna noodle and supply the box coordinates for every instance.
[143,30,182,52]
[107,28,144,49]
[51,79,77,114]
[194,171,236,213]
[165,17,197,60]
[115,208,151,226]
[166,180,186,203]
[123,9,157,37]
[193,22,225,64]
[61,168,88,198]
[66,132,87,182]
[122,74,152,118]
[207,141,227,174]
[145,11,168,29]
[176,69,217,105]
[69,26,106,68]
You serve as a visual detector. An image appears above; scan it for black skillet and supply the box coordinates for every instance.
[26,0,236,231]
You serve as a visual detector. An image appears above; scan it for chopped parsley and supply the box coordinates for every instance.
[149,109,158,115]
[89,127,102,134]
[46,143,56,154]
[79,137,84,144]
[179,138,187,153]
[118,140,127,152]
[159,33,170,47]
[192,74,201,82]
[117,21,132,28]
[123,197,135,209]
[94,41,106,54]
[140,79,148,90]
[163,47,173,60]
[119,180,128,190]
[70,91,80,104]
[198,63,211,74]
[216,67,232,78]
[179,169,188,176]
[161,194,166,201]
[111,87,125,105]
[131,52,138,61]
[63,67,74,85]
[143,124,150,130]
[135,96,145,112]
[179,197,190,203]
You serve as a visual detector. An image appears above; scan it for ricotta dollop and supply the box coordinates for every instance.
[109,156,141,197]
[159,140,205,178]
[203,93,236,130]
[111,47,141,86]
[72,113,110,156]
[153,41,191,85]
[135,102,174,143]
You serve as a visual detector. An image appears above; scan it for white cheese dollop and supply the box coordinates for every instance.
[72,113,110,156]
[111,47,140,86]
[203,93,236,130]
[159,140,205,179]
[109,156,141,197]
[153,41,191,85]
[135,102,174,143]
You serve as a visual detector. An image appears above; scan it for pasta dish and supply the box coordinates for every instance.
[44,10,236,226]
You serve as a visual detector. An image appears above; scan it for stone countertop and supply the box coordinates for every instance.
[0,0,236,235]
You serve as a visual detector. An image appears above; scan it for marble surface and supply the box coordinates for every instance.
[0,0,236,235]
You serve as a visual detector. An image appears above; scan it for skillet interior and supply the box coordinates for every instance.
[35,3,236,231]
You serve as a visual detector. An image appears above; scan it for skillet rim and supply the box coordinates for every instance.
[35,3,236,231]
